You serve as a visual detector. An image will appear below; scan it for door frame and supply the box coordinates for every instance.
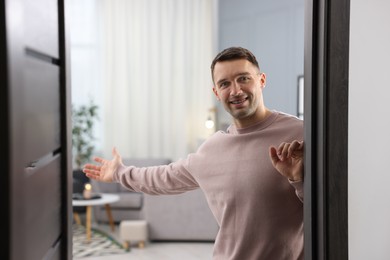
[304,0,350,259]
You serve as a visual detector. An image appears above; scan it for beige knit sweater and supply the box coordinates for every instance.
[114,111,304,260]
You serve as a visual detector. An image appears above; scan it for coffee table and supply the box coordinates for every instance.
[72,193,120,241]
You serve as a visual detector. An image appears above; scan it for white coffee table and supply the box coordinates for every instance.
[72,193,120,241]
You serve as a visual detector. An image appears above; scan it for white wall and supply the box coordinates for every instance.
[349,0,390,259]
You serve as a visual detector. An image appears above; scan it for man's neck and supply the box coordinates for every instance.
[234,108,272,129]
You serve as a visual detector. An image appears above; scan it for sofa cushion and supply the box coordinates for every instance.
[119,184,133,193]
[110,192,143,209]
[142,189,219,241]
[91,181,119,193]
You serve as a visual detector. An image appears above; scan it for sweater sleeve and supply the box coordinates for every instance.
[112,159,199,195]
[288,179,304,202]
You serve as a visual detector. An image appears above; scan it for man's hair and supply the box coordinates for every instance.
[210,47,260,81]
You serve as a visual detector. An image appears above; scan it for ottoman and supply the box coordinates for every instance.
[119,220,148,249]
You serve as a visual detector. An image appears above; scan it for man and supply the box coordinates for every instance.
[84,47,304,259]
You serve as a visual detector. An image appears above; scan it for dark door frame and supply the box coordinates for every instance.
[304,0,350,259]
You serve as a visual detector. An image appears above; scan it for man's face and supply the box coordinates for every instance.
[212,59,266,124]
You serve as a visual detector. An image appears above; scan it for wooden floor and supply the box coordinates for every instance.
[73,223,214,260]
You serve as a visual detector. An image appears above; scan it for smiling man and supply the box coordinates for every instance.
[84,47,304,260]
[212,58,268,128]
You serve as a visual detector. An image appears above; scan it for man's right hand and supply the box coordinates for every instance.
[83,147,123,183]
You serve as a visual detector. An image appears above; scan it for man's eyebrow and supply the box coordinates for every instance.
[235,72,251,77]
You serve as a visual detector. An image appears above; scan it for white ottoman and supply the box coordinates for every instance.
[119,220,148,249]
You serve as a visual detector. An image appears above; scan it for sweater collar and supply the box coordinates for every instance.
[227,110,278,134]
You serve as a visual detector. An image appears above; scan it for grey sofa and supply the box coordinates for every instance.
[91,158,219,241]
[142,190,219,241]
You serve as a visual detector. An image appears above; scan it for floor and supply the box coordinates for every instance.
[73,223,214,260]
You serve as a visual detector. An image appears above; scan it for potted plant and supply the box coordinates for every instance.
[72,99,99,170]
[72,99,99,197]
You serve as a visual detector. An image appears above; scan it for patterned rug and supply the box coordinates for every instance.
[73,224,129,258]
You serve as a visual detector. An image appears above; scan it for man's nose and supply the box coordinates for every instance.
[230,83,243,96]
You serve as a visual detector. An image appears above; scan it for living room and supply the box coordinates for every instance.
[4,0,390,259]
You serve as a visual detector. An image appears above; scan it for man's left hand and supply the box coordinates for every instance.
[269,140,304,182]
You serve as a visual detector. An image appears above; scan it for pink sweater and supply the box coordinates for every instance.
[114,111,303,260]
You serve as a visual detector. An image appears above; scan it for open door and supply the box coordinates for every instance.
[0,0,72,259]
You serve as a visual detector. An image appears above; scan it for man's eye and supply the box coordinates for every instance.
[238,76,250,82]
[220,82,229,88]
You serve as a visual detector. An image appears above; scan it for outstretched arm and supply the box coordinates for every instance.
[269,140,304,182]
[83,147,123,183]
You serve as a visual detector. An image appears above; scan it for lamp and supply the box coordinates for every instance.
[205,107,216,130]
[83,183,92,199]
[205,116,215,129]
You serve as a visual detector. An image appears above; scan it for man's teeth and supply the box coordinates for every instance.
[231,99,246,104]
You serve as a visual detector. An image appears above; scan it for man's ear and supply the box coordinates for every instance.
[260,73,266,88]
[213,87,220,101]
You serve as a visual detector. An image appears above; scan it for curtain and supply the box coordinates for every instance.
[73,0,217,161]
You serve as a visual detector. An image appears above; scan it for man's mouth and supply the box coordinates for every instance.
[230,97,248,105]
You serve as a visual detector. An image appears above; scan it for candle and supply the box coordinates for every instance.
[83,183,92,199]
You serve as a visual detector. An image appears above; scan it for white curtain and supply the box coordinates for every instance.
[96,0,216,160]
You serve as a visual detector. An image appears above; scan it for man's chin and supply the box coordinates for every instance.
[230,110,251,120]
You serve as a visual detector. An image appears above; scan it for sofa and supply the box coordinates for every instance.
[142,190,219,241]
[90,158,219,241]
